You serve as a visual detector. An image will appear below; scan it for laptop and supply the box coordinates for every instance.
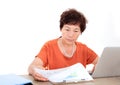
[92,47,120,78]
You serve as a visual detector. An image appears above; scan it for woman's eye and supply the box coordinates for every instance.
[65,29,70,31]
[74,30,79,32]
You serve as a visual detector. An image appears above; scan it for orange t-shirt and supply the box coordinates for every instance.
[37,38,98,69]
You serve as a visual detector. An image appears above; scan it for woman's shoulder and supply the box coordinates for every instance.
[46,38,58,44]
[76,42,93,51]
[76,41,90,50]
[43,38,58,46]
[76,41,87,47]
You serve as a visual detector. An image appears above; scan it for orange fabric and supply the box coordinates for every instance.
[37,38,98,69]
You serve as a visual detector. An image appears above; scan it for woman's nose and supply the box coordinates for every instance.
[68,31,74,37]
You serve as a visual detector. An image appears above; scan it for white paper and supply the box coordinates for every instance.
[34,63,93,83]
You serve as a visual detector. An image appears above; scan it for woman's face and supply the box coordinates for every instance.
[61,24,81,45]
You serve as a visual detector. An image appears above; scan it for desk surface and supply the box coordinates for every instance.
[22,75,120,85]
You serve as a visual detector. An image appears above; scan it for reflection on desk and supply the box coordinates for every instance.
[22,75,120,85]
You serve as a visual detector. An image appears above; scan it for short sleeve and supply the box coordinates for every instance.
[86,47,98,64]
[36,42,49,67]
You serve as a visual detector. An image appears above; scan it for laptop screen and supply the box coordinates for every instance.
[92,47,120,78]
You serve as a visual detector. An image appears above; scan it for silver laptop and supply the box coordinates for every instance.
[92,47,120,78]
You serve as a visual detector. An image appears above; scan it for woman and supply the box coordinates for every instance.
[28,8,99,81]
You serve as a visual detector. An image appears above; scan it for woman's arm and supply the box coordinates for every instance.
[28,57,48,81]
[91,56,99,73]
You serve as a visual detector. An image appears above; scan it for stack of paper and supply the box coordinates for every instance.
[0,74,32,85]
[35,63,93,84]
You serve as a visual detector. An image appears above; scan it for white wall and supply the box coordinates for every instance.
[0,0,120,75]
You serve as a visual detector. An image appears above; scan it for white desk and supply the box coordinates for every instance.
[22,75,120,85]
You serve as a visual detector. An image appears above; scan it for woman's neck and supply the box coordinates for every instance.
[58,38,76,58]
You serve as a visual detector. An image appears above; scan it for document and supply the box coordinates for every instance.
[0,74,32,85]
[34,63,93,83]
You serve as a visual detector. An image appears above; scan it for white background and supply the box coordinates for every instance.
[0,0,120,75]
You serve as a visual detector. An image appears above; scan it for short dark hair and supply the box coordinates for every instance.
[60,8,87,33]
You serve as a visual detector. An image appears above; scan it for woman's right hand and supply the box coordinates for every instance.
[31,70,48,81]
[28,57,48,81]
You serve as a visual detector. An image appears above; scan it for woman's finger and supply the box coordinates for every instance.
[33,72,48,81]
